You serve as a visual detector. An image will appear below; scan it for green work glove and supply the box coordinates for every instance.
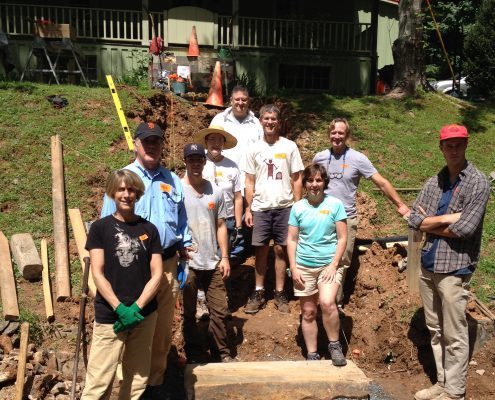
[113,320,125,333]
[113,302,144,332]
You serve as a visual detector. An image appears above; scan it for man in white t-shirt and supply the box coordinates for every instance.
[210,85,263,188]
[243,104,304,314]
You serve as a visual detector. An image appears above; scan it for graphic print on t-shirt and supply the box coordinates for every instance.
[264,158,281,180]
[114,224,141,267]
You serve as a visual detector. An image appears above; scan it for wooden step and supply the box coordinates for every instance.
[184,360,370,400]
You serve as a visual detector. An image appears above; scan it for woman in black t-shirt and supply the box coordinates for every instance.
[81,169,163,400]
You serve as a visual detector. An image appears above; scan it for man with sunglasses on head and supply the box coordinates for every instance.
[313,118,409,311]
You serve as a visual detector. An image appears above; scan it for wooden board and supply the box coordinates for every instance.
[185,360,370,400]
[406,229,423,293]
[14,322,29,400]
[0,231,20,320]
[51,135,71,300]
[68,208,96,297]
[40,239,54,321]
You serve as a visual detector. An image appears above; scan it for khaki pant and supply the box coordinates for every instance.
[183,268,231,359]
[419,267,471,396]
[81,312,157,400]
[148,255,179,386]
[336,217,358,306]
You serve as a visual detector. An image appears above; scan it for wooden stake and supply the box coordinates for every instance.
[0,231,20,320]
[68,208,96,297]
[406,229,422,293]
[51,134,71,300]
[41,239,54,321]
[14,322,29,400]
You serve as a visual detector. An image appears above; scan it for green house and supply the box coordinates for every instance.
[0,0,399,94]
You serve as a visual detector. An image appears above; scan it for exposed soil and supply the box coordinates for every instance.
[2,90,494,400]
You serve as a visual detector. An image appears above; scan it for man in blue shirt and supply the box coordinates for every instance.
[101,122,192,393]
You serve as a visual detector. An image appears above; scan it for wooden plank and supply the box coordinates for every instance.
[40,239,54,321]
[51,134,71,300]
[406,229,422,293]
[0,231,20,320]
[14,322,29,400]
[68,208,96,297]
[185,360,370,400]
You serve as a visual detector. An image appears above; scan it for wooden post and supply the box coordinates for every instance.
[406,229,422,293]
[0,231,20,320]
[40,239,54,321]
[14,322,29,400]
[68,208,96,297]
[51,134,71,300]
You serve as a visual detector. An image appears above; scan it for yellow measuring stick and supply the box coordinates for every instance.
[106,75,134,151]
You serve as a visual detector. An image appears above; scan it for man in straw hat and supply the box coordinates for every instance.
[409,124,490,400]
[192,125,241,319]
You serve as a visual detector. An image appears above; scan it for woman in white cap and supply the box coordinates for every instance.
[193,125,241,317]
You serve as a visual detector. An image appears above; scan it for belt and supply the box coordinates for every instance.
[162,243,179,260]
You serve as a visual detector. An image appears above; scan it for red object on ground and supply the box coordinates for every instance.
[205,61,223,107]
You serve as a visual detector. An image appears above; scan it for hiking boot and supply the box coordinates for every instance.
[273,290,290,313]
[328,341,347,366]
[414,383,445,400]
[306,352,321,361]
[195,297,209,321]
[244,289,266,314]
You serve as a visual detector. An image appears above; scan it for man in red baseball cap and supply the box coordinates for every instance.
[409,124,490,400]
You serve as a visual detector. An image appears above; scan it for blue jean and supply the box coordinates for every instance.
[225,216,245,259]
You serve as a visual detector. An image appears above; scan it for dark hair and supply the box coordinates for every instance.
[302,164,330,188]
[259,104,281,120]
[231,85,249,98]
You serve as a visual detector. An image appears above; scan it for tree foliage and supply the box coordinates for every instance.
[464,0,495,97]
[423,0,482,79]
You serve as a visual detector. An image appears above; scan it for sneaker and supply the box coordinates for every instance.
[306,352,321,361]
[273,290,290,313]
[414,383,445,400]
[195,297,209,320]
[328,341,347,366]
[435,393,464,400]
[244,289,266,314]
[221,355,238,363]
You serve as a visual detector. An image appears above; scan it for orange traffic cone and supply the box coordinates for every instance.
[187,26,200,57]
[205,61,223,107]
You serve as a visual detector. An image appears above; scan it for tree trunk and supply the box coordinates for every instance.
[390,0,424,97]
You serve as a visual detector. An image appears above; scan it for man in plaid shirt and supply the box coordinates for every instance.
[409,124,490,400]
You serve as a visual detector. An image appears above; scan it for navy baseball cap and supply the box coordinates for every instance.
[134,122,164,140]
[183,143,206,158]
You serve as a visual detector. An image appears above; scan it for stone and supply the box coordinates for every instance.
[10,233,42,280]
[2,321,19,336]
[0,335,13,354]
[33,350,47,365]
[61,358,85,380]
[47,352,58,371]
[50,382,67,394]
[55,351,71,366]
[476,369,485,376]
[184,360,370,400]
[0,366,16,384]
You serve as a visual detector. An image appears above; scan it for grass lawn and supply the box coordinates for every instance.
[0,82,493,301]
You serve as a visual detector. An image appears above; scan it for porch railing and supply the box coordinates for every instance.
[218,16,372,53]
[1,3,371,53]
[0,3,164,43]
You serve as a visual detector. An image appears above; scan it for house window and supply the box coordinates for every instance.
[279,64,331,90]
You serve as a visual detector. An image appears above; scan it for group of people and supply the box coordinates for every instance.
[81,85,490,400]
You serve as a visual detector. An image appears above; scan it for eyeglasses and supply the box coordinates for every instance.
[326,148,347,180]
